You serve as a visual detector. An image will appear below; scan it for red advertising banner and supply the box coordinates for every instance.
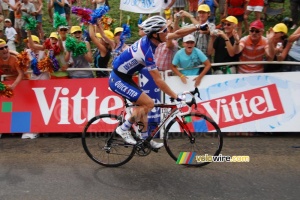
[0,78,124,133]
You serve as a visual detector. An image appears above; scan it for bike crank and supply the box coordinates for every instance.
[135,140,152,156]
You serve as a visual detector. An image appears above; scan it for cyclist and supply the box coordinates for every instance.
[109,15,201,148]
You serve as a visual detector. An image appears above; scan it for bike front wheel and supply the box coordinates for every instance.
[82,114,135,167]
[164,112,223,167]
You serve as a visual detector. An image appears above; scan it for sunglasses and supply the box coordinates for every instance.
[223,23,231,27]
[0,45,8,50]
[73,31,82,34]
[60,28,68,32]
[157,27,168,34]
[250,29,261,33]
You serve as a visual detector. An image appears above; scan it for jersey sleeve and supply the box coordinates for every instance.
[144,47,157,71]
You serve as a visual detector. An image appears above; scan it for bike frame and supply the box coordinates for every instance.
[122,97,194,143]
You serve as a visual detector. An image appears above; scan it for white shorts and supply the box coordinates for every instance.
[247,6,264,12]
[14,18,24,29]
[0,2,9,10]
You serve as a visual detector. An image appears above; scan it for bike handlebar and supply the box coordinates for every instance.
[171,88,201,116]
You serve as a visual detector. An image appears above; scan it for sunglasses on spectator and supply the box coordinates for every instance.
[60,28,68,32]
[0,46,8,50]
[250,29,261,33]
[157,27,168,34]
[223,23,231,27]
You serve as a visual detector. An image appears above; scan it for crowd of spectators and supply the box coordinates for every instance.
[1,0,300,139]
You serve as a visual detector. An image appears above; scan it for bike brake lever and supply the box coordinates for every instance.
[190,88,201,100]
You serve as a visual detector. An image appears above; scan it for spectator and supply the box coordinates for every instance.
[113,27,129,54]
[0,5,3,39]
[3,0,15,27]
[264,23,290,72]
[21,33,49,139]
[217,0,226,20]
[4,18,17,51]
[283,26,300,71]
[234,20,275,73]
[47,0,53,23]
[173,0,186,25]
[20,0,36,39]
[198,0,219,23]
[190,4,216,61]
[92,0,109,8]
[10,0,21,46]
[0,39,23,89]
[51,25,70,79]
[290,0,300,30]
[65,26,93,79]
[244,0,263,32]
[171,34,212,87]
[50,0,65,27]
[155,12,206,74]
[223,0,247,38]
[0,38,24,139]
[207,16,240,74]
[64,0,71,25]
[188,0,199,17]
[88,22,115,78]
[0,0,8,18]
[161,0,176,18]
[154,18,179,72]
[29,0,44,41]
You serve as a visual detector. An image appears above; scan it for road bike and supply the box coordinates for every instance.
[82,88,223,167]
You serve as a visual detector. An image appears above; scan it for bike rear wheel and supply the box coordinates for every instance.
[164,112,223,167]
[82,114,135,167]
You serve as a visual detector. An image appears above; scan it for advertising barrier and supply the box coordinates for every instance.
[1,72,300,133]
[164,72,300,132]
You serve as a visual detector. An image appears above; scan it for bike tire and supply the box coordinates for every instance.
[163,112,223,167]
[82,114,135,167]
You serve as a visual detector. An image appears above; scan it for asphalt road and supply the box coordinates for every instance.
[0,134,299,200]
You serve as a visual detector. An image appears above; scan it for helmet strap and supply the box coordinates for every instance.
[149,32,163,43]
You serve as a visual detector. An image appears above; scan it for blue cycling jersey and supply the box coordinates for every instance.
[109,36,159,102]
[112,36,158,75]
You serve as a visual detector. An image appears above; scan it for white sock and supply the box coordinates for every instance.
[120,119,133,131]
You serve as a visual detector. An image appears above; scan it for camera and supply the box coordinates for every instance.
[212,29,219,36]
[175,13,181,18]
[200,23,208,31]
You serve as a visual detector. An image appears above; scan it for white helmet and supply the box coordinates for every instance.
[140,16,167,35]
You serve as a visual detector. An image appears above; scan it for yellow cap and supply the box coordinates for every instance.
[0,39,6,45]
[198,4,210,12]
[31,35,40,43]
[273,23,288,34]
[114,27,124,35]
[50,32,58,39]
[70,26,82,34]
[96,30,114,40]
[222,16,238,25]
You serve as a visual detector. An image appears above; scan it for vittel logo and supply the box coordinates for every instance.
[198,84,284,129]
[32,87,123,125]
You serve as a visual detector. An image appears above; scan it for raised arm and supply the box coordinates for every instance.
[88,23,107,55]
[265,28,275,61]
[149,69,177,99]
[27,30,44,50]
[97,21,115,51]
